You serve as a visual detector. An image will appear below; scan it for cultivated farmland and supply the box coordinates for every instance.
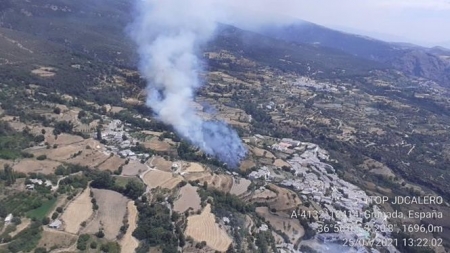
[185,204,232,252]
[142,170,182,190]
[83,189,128,240]
[119,201,139,253]
[61,188,93,234]
[173,184,201,213]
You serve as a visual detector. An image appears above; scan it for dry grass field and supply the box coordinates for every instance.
[31,66,56,77]
[12,159,62,174]
[143,137,172,152]
[0,158,11,167]
[37,229,77,250]
[273,159,291,168]
[61,188,93,234]
[239,158,256,172]
[44,133,84,146]
[184,172,233,193]
[8,218,31,237]
[119,201,139,253]
[110,106,125,113]
[360,158,396,178]
[30,139,109,167]
[7,120,32,132]
[97,155,125,172]
[83,189,128,240]
[173,184,201,213]
[151,156,173,171]
[185,204,232,252]
[183,162,206,173]
[249,188,277,202]
[143,170,183,190]
[266,184,301,211]
[141,130,162,136]
[256,207,304,243]
[122,160,148,176]
[230,178,251,196]
[251,147,275,158]
[43,111,81,127]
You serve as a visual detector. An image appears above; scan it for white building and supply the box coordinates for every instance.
[49,219,62,229]
[4,213,13,223]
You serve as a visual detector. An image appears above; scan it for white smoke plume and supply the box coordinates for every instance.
[128,0,247,168]
[128,1,369,252]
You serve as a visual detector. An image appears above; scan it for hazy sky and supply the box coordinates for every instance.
[225,0,450,48]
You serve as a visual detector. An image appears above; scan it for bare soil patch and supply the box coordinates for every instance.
[122,159,148,176]
[37,229,77,250]
[185,204,232,252]
[173,184,201,213]
[83,189,128,240]
[31,66,56,77]
[97,155,125,172]
[119,201,139,253]
[230,178,251,196]
[143,170,182,190]
[151,156,172,171]
[61,188,93,234]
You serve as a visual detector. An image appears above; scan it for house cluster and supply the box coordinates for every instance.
[26,178,53,190]
[294,76,340,93]
[48,219,62,229]
[271,138,302,152]
[101,119,149,160]
[276,141,399,252]
[248,166,272,181]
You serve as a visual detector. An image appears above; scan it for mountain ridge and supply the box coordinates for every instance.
[258,21,450,85]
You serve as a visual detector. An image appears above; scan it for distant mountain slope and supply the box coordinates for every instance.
[209,25,386,78]
[0,0,385,86]
[260,22,450,84]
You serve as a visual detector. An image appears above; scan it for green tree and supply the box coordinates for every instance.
[41,217,50,225]
[78,110,87,119]
[96,230,105,238]
[4,164,16,186]
[90,241,98,249]
[123,180,145,200]
[96,125,102,140]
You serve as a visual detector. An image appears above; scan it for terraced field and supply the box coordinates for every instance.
[61,188,93,234]
[185,204,232,252]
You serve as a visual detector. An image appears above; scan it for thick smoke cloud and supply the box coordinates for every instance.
[128,0,248,168]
